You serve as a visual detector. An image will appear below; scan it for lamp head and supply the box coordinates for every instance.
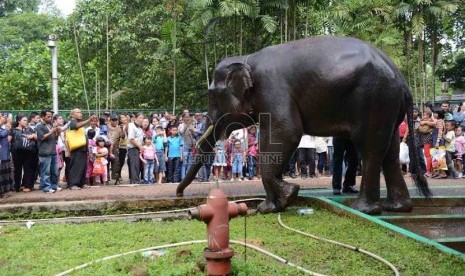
[47,34,57,48]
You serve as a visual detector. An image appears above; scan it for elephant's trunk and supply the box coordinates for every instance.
[176,125,216,196]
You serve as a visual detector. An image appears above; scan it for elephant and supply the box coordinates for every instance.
[176,36,430,215]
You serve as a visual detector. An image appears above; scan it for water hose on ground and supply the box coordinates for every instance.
[55,239,324,276]
[12,197,398,275]
[277,213,400,276]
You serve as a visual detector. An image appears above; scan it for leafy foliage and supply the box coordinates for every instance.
[0,0,463,111]
[437,50,465,90]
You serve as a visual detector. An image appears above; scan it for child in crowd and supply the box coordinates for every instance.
[94,137,109,185]
[442,121,458,179]
[212,137,227,182]
[431,108,445,178]
[419,110,434,177]
[140,136,158,184]
[166,126,183,183]
[454,126,465,178]
[86,129,96,186]
[153,126,167,184]
[247,126,258,180]
[432,107,445,148]
[230,139,245,182]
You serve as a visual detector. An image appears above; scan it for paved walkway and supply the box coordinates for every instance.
[1,175,463,205]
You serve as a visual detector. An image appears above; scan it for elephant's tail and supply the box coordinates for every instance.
[405,89,431,198]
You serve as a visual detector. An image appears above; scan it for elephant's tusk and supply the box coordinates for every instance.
[196,125,214,148]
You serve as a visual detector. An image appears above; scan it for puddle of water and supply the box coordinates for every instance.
[335,197,465,256]
[388,219,465,240]
[380,206,465,216]
[439,241,465,253]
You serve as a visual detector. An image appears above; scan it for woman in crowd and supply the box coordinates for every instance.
[118,114,129,181]
[142,118,152,138]
[9,114,38,192]
[0,113,14,197]
[67,109,96,190]
[150,116,159,131]
[166,115,178,136]
[453,101,465,131]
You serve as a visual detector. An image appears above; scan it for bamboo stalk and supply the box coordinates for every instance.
[106,14,110,111]
[73,25,90,115]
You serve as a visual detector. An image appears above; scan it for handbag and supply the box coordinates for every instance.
[66,127,86,151]
[12,128,36,151]
[418,124,433,134]
[430,146,447,170]
[92,159,104,175]
[399,142,410,164]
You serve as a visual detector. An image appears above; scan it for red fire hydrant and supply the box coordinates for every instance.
[188,188,248,276]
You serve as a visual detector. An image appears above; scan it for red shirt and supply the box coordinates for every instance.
[399,121,408,138]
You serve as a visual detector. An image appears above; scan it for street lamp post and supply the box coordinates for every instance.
[48,34,58,114]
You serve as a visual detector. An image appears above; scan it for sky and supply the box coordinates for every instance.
[54,0,76,16]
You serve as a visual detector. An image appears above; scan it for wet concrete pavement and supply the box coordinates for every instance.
[0,175,463,206]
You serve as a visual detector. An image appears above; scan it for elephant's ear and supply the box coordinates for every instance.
[225,63,253,95]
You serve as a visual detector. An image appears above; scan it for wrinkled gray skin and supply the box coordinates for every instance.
[177,36,430,215]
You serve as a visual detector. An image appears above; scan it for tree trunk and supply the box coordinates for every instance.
[431,22,437,104]
[172,0,177,114]
[233,13,237,55]
[239,16,243,55]
[204,36,209,89]
[280,11,283,44]
[293,0,296,40]
[213,17,217,66]
[106,14,110,110]
[422,29,427,104]
[305,8,308,37]
[418,34,424,106]
[224,18,228,57]
[413,67,419,108]
[285,8,288,42]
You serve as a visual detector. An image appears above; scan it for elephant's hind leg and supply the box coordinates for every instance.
[351,132,391,215]
[381,131,413,212]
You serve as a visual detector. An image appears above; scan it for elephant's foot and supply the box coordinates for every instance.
[382,198,413,212]
[274,182,300,211]
[351,198,382,215]
[258,200,277,214]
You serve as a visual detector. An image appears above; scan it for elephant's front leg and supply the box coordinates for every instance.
[256,118,301,213]
[257,159,300,213]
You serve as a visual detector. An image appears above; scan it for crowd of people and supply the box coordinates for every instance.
[405,100,465,180]
[1,100,464,198]
[0,108,260,197]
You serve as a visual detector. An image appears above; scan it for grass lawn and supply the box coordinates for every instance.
[0,207,464,275]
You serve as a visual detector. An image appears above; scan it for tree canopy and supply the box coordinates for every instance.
[0,0,463,111]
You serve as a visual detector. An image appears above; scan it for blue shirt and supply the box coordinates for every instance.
[453,112,465,127]
[167,135,183,158]
[0,127,10,161]
[153,136,166,151]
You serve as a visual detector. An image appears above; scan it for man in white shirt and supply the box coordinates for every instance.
[127,113,145,184]
[298,134,316,178]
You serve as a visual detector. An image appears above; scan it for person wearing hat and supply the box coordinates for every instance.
[108,114,126,184]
